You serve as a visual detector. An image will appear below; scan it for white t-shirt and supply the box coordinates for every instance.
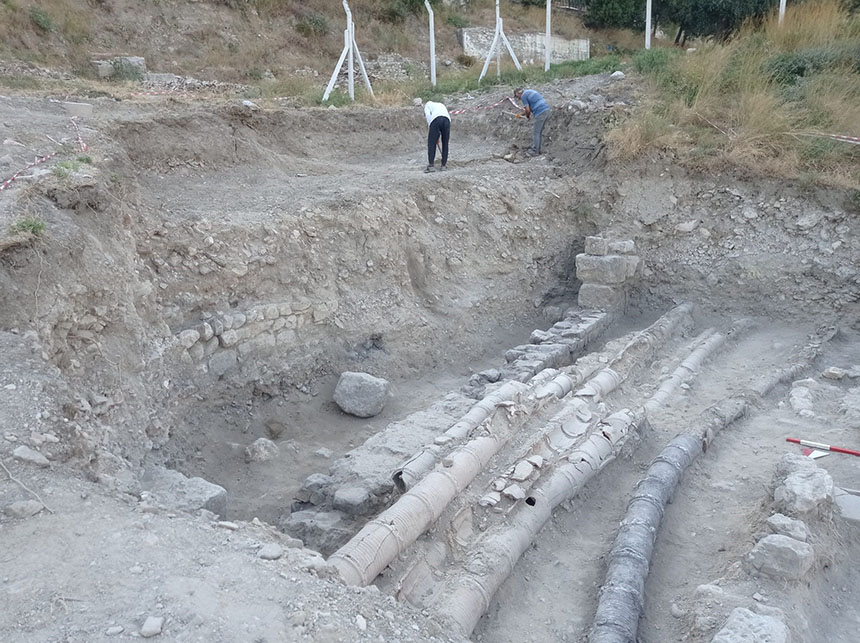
[424,101,450,126]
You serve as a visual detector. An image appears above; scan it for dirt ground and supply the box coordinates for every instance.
[2,68,859,643]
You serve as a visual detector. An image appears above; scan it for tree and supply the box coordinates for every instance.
[585,0,647,29]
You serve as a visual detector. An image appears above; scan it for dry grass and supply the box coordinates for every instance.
[610,0,860,188]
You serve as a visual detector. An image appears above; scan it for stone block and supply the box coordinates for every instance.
[575,254,629,284]
[62,102,93,118]
[218,329,239,347]
[625,255,643,278]
[277,302,293,316]
[711,608,789,643]
[264,304,280,320]
[141,465,227,518]
[332,486,375,515]
[834,488,860,524]
[178,329,200,348]
[578,283,626,311]
[208,349,237,377]
[276,329,297,346]
[13,445,50,468]
[244,437,280,463]
[584,236,608,255]
[188,343,205,361]
[297,473,334,505]
[333,372,390,418]
[91,60,114,78]
[766,513,810,542]
[745,534,814,580]
[236,333,276,360]
[607,239,635,254]
[203,336,219,357]
[774,468,833,515]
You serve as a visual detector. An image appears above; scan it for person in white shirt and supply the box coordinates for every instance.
[423,100,450,173]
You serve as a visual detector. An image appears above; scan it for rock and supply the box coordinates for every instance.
[609,70,625,79]
[105,625,124,635]
[822,366,846,380]
[12,445,50,468]
[332,486,374,515]
[479,368,501,383]
[244,437,280,463]
[333,372,390,418]
[140,616,164,638]
[140,466,227,518]
[711,607,789,643]
[62,102,93,118]
[745,534,814,580]
[676,219,700,233]
[356,614,367,631]
[578,283,626,312]
[258,543,283,560]
[575,254,629,284]
[281,510,354,556]
[670,603,685,618]
[795,212,822,230]
[208,349,238,377]
[775,453,817,479]
[296,473,334,505]
[834,487,860,524]
[4,499,43,518]
[774,468,833,515]
[178,329,200,348]
[584,236,608,255]
[766,513,810,542]
[314,447,334,459]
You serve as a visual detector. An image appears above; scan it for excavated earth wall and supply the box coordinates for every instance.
[1,74,859,642]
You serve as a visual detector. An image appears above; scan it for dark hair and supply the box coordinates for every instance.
[514,87,523,96]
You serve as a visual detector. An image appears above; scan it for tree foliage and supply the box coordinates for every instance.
[586,0,781,37]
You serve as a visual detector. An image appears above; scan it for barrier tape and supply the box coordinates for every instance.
[70,117,88,152]
[0,151,60,192]
[1,119,91,194]
[797,132,860,146]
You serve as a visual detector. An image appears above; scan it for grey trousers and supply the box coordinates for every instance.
[532,110,550,154]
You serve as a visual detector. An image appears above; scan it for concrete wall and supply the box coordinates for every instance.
[460,28,589,65]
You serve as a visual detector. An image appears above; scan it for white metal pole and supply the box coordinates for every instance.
[342,0,354,99]
[353,37,374,95]
[778,0,786,23]
[545,0,551,72]
[479,23,501,82]
[645,0,652,49]
[425,0,436,87]
[500,24,521,70]
[323,31,350,102]
[495,0,501,78]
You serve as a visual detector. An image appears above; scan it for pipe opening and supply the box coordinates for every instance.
[525,496,537,506]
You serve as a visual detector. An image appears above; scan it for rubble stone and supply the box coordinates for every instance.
[765,513,810,542]
[332,486,374,515]
[575,254,629,284]
[745,534,814,580]
[244,437,280,463]
[333,372,389,418]
[141,466,227,518]
[774,468,833,515]
[711,607,789,643]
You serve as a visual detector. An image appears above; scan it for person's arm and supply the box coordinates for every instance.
[519,92,532,119]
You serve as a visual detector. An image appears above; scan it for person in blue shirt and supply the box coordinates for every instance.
[514,88,550,156]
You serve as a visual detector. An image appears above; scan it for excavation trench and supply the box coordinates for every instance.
[105,105,595,527]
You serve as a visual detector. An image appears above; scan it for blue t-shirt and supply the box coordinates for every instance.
[521,90,549,117]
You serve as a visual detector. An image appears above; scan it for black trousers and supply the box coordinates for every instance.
[427,116,450,166]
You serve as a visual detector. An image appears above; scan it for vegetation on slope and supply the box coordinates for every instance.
[607,0,860,188]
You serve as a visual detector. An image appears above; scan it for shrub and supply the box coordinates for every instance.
[296,12,329,38]
[766,42,860,85]
[447,14,468,28]
[29,7,53,32]
[456,53,476,67]
[11,218,45,236]
[111,59,143,81]
[633,48,676,75]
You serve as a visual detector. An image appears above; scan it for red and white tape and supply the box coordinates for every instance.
[1,119,92,194]
[70,117,89,152]
[0,151,60,192]
[797,132,860,146]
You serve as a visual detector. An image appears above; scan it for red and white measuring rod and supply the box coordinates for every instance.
[786,437,860,457]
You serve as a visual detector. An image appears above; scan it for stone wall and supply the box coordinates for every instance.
[173,297,337,378]
[459,28,589,65]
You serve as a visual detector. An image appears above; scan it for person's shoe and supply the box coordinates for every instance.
[439,164,447,171]
[526,149,539,157]
[424,165,435,173]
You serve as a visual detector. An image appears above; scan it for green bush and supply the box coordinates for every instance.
[382,0,429,22]
[633,48,676,75]
[29,7,53,32]
[766,42,860,85]
[447,14,468,28]
[296,12,329,38]
[111,59,144,81]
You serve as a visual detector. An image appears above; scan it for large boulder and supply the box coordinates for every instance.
[140,466,227,518]
[711,607,790,643]
[744,534,814,580]
[774,468,833,516]
[333,371,390,418]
